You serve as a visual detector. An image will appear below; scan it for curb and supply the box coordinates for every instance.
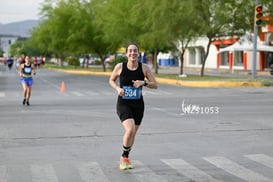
[156,78,265,87]
[56,69,111,76]
[50,68,272,88]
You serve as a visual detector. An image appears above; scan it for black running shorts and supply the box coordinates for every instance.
[116,99,144,125]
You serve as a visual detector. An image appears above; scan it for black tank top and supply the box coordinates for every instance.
[118,62,145,102]
[22,64,32,75]
[119,62,144,87]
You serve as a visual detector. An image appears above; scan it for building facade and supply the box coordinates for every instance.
[161,24,273,73]
[0,35,18,57]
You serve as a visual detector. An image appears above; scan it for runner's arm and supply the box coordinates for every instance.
[109,63,124,96]
[143,64,158,89]
[32,64,36,75]
[19,64,23,77]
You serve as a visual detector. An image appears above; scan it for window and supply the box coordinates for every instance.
[233,51,243,66]
[220,52,229,65]
[187,47,204,65]
[188,47,196,65]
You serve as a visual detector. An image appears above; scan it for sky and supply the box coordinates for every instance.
[0,0,45,24]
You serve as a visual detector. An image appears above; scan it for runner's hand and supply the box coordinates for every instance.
[132,80,144,88]
[116,86,124,96]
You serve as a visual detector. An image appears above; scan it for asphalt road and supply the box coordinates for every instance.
[1,65,273,182]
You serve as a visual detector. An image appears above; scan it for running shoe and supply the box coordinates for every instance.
[119,157,133,170]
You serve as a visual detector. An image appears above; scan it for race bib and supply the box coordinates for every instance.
[122,86,142,99]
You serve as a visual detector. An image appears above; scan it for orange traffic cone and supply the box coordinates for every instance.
[60,81,66,93]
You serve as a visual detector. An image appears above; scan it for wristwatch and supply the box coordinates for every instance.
[143,80,148,86]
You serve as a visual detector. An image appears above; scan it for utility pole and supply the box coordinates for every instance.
[252,24,258,79]
[252,0,262,79]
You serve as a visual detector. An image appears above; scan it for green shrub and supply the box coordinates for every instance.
[94,59,101,65]
[67,57,80,68]
[109,56,127,70]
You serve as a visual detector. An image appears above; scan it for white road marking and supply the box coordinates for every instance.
[245,154,273,169]
[71,91,85,96]
[203,156,272,182]
[0,166,7,182]
[161,158,222,182]
[128,160,169,182]
[77,162,110,182]
[0,92,5,97]
[30,164,59,182]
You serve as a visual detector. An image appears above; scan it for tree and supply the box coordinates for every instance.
[96,0,142,53]
[190,0,273,76]
[99,0,178,73]
[36,0,112,71]
[29,0,75,65]
[166,0,199,75]
[9,41,23,56]
[86,0,113,71]
[0,48,3,57]
[133,0,176,74]
[29,0,273,75]
[99,0,273,76]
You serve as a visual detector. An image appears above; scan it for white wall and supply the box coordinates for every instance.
[183,36,219,69]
